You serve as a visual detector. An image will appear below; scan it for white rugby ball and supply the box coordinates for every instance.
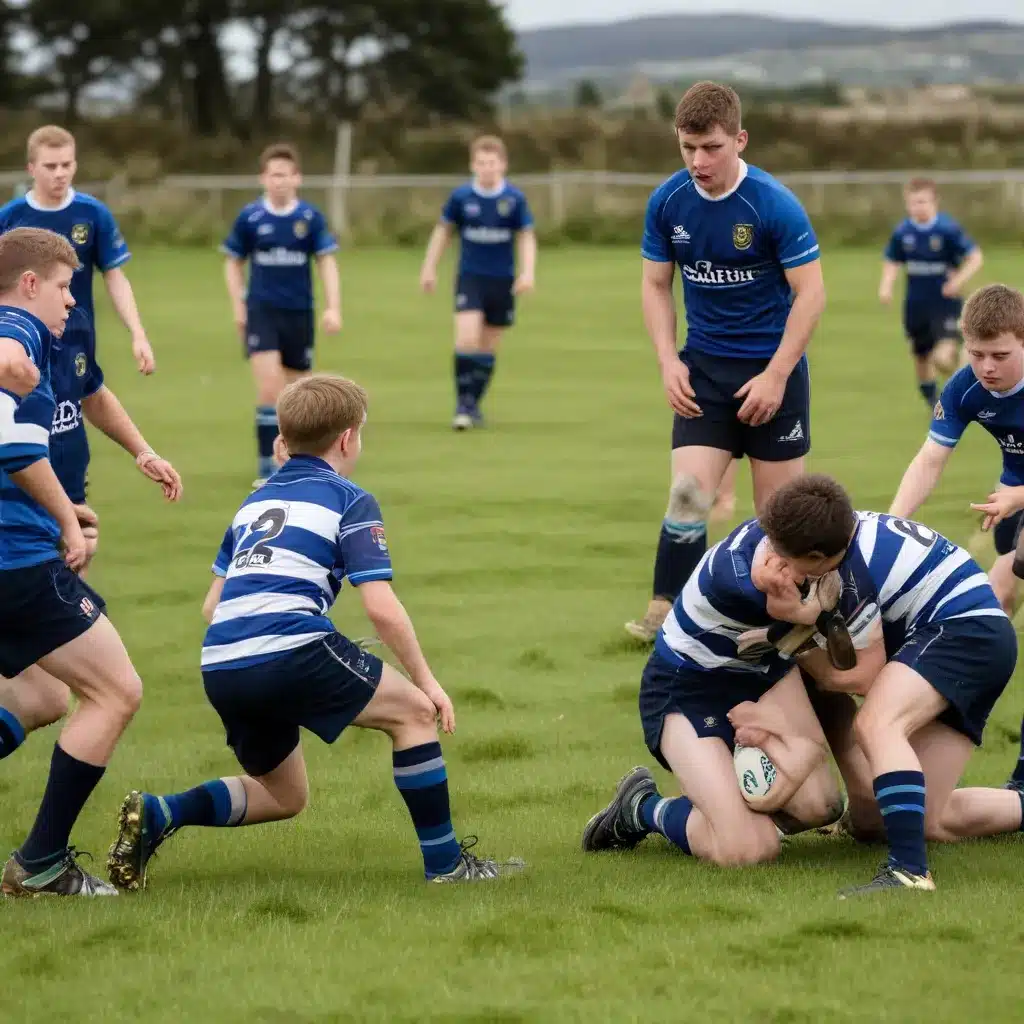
[734,744,777,800]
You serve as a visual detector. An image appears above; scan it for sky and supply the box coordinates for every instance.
[501,0,1024,30]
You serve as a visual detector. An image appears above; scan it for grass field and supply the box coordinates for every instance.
[3,245,1024,1023]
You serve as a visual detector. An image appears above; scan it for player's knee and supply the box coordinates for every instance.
[712,823,781,867]
[275,777,309,819]
[106,669,143,722]
[851,703,898,755]
[39,682,70,726]
[401,688,438,732]
[664,473,712,540]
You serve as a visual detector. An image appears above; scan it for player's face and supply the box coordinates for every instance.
[261,159,300,206]
[28,145,76,202]
[27,263,75,337]
[677,125,748,197]
[965,333,1024,392]
[769,545,844,585]
[905,189,938,224]
[471,150,506,190]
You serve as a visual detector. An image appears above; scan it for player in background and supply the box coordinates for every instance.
[879,177,983,408]
[754,475,1023,896]
[108,375,523,888]
[626,81,826,643]
[222,143,341,486]
[0,229,145,898]
[419,136,536,431]
[889,283,1024,788]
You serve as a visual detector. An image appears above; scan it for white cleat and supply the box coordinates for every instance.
[452,413,474,431]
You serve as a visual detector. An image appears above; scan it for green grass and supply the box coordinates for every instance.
[3,246,1024,1022]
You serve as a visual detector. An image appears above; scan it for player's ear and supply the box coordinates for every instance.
[735,129,749,153]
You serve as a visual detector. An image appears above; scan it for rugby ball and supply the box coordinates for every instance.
[734,744,777,800]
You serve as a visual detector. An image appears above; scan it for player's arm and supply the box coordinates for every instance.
[202,576,226,623]
[357,581,436,688]
[81,386,182,501]
[419,221,453,293]
[0,337,40,395]
[798,634,886,696]
[203,527,234,622]
[767,259,825,382]
[878,259,901,304]
[943,244,983,298]
[315,253,342,331]
[889,438,954,519]
[221,211,252,336]
[513,228,537,294]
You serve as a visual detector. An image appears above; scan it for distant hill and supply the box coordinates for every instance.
[515,15,1024,89]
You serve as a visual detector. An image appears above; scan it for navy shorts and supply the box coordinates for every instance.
[671,349,811,461]
[202,632,384,777]
[0,559,106,677]
[892,614,1017,745]
[455,273,515,328]
[246,304,314,371]
[639,649,785,769]
[905,305,962,357]
[994,510,1024,557]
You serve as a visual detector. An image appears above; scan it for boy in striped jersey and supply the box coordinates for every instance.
[108,375,522,888]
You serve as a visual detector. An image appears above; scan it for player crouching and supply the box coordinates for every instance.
[108,375,523,889]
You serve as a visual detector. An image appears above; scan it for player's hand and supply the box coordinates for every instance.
[735,367,786,426]
[728,700,787,742]
[136,451,183,502]
[420,267,437,294]
[971,486,1024,530]
[132,333,156,375]
[513,273,534,296]
[419,679,455,734]
[321,308,342,334]
[941,277,961,299]
[60,518,88,572]
[878,285,893,305]
[74,503,99,560]
[661,359,701,417]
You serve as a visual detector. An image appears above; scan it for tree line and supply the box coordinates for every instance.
[0,1,522,138]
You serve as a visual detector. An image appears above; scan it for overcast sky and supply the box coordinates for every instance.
[502,0,1024,30]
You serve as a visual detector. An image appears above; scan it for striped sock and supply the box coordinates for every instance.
[392,742,461,877]
[0,706,25,760]
[874,770,927,876]
[148,778,247,832]
[639,793,693,855]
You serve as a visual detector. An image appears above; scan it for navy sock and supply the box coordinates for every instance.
[640,792,693,855]
[454,353,477,412]
[147,778,247,833]
[468,353,497,405]
[652,519,707,602]
[256,405,278,478]
[919,380,938,407]
[874,770,927,876]
[392,742,461,877]
[1012,719,1024,783]
[17,743,105,868]
[0,706,25,760]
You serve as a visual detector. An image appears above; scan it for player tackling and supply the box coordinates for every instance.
[626,81,826,642]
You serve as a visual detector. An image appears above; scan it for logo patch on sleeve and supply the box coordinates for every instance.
[370,526,388,553]
[933,400,944,420]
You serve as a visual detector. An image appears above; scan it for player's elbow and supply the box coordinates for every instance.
[0,354,39,396]
[359,580,401,627]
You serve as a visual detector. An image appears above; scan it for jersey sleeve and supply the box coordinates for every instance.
[928,374,969,448]
[82,351,105,399]
[221,210,252,259]
[440,190,462,226]
[338,492,394,585]
[0,328,48,472]
[514,192,534,231]
[768,188,820,269]
[949,221,976,264]
[211,526,236,577]
[640,188,672,263]
[311,208,339,256]
[883,227,904,262]
[95,203,131,272]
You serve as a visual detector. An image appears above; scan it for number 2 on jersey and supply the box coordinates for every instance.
[234,507,289,569]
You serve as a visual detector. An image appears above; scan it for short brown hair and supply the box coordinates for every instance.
[961,284,1024,343]
[277,374,368,456]
[674,81,742,136]
[0,227,80,292]
[470,135,507,160]
[759,474,856,560]
[259,143,300,172]
[905,176,937,196]
[27,125,75,162]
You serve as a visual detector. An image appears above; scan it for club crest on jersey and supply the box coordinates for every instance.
[74,352,87,377]
[370,526,388,554]
[70,223,89,245]
[732,223,754,250]
[293,220,308,239]
[929,234,942,251]
[933,400,944,420]
[497,197,515,217]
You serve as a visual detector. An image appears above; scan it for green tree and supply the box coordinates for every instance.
[574,79,602,108]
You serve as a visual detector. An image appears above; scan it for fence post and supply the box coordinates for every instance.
[330,122,353,238]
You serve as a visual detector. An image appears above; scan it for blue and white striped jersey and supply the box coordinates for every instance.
[202,454,393,672]
[0,306,60,569]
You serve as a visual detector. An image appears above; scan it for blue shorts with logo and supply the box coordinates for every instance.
[904,299,962,357]
[0,559,105,677]
[455,273,515,327]
[891,614,1016,745]
[672,348,811,462]
[202,632,383,777]
[639,647,789,769]
[994,510,1024,557]
[246,304,314,371]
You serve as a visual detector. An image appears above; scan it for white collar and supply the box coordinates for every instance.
[471,179,506,199]
[25,188,75,212]
[693,160,748,202]
[988,375,1024,399]
[262,197,299,217]
[909,215,939,231]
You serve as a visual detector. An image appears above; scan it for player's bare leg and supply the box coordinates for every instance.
[452,310,485,430]
[987,551,1019,617]
[931,338,959,378]
[749,454,805,516]
[711,458,739,522]
[626,445,732,643]
[250,350,287,485]
[0,666,71,761]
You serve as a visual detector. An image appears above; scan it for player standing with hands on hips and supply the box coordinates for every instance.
[626,82,826,643]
